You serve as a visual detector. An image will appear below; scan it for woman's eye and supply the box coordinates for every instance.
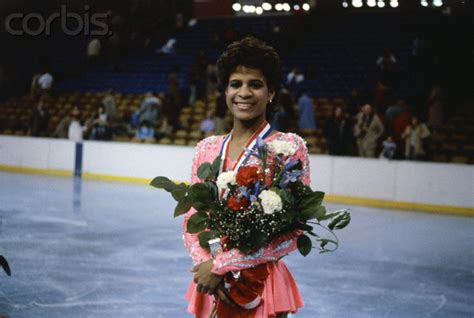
[250,82,263,88]
[229,81,241,88]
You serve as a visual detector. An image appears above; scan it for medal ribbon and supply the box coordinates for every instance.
[218,121,272,175]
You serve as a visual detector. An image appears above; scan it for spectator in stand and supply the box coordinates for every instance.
[324,106,352,156]
[87,105,112,141]
[401,115,430,161]
[426,86,444,132]
[214,94,228,135]
[297,88,316,130]
[162,93,179,131]
[36,68,53,96]
[206,63,218,97]
[133,120,155,143]
[155,116,173,140]
[28,97,49,137]
[200,110,216,133]
[379,136,397,160]
[271,88,296,132]
[385,98,404,135]
[392,102,411,139]
[373,81,390,114]
[376,47,397,86]
[187,65,200,105]
[286,66,304,95]
[53,103,75,138]
[137,92,160,125]
[87,38,102,68]
[168,66,181,106]
[101,91,118,122]
[68,107,85,142]
[354,104,384,157]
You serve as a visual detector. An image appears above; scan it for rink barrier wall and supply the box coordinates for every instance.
[0,135,473,216]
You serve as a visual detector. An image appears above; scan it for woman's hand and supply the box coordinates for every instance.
[192,259,222,294]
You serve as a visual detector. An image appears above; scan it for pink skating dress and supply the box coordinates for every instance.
[184,132,311,318]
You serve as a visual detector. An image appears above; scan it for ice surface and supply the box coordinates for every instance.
[0,172,473,317]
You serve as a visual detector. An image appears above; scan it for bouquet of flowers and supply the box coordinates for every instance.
[151,137,350,257]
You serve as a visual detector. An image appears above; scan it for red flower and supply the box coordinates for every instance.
[227,195,250,211]
[236,166,261,187]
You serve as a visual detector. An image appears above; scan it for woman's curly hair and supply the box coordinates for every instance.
[216,36,282,93]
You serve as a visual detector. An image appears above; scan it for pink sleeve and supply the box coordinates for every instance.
[212,134,311,275]
[183,140,212,266]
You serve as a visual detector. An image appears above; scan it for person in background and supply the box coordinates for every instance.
[297,88,316,130]
[379,135,397,160]
[101,91,118,122]
[354,104,384,157]
[37,68,54,96]
[376,47,397,85]
[87,38,102,68]
[401,115,430,160]
[133,120,155,143]
[200,110,216,133]
[213,95,227,135]
[426,86,444,133]
[53,103,74,138]
[271,88,295,133]
[137,92,160,126]
[28,97,49,137]
[324,106,352,156]
[68,107,85,142]
[88,105,111,141]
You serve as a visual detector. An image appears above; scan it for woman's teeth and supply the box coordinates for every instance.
[235,102,252,109]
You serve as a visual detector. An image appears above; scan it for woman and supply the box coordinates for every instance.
[184,37,310,318]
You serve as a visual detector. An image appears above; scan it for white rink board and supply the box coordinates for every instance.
[1,135,472,208]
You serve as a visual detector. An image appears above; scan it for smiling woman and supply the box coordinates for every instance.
[225,66,274,124]
[182,37,310,318]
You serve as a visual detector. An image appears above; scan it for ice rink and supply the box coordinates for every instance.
[0,171,473,318]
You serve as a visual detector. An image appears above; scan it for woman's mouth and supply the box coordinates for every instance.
[234,101,254,110]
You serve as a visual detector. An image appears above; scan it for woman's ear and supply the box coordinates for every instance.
[269,90,275,103]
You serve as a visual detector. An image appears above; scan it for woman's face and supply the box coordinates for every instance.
[225,65,274,123]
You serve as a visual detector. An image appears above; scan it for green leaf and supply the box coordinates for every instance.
[318,209,348,221]
[150,176,183,192]
[197,231,213,250]
[210,157,222,178]
[299,191,325,210]
[0,256,10,276]
[174,196,192,217]
[189,183,213,203]
[187,211,209,233]
[197,163,212,180]
[300,205,326,221]
[171,189,186,201]
[280,189,295,205]
[328,211,351,230]
[297,234,312,256]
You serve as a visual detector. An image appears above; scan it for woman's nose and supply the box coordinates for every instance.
[237,85,252,98]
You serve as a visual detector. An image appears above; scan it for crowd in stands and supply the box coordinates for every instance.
[1,8,472,165]
[4,66,470,165]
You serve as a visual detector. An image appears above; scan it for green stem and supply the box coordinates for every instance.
[311,222,340,252]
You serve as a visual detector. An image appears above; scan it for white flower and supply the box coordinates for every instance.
[216,171,237,190]
[268,140,295,156]
[258,190,283,214]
